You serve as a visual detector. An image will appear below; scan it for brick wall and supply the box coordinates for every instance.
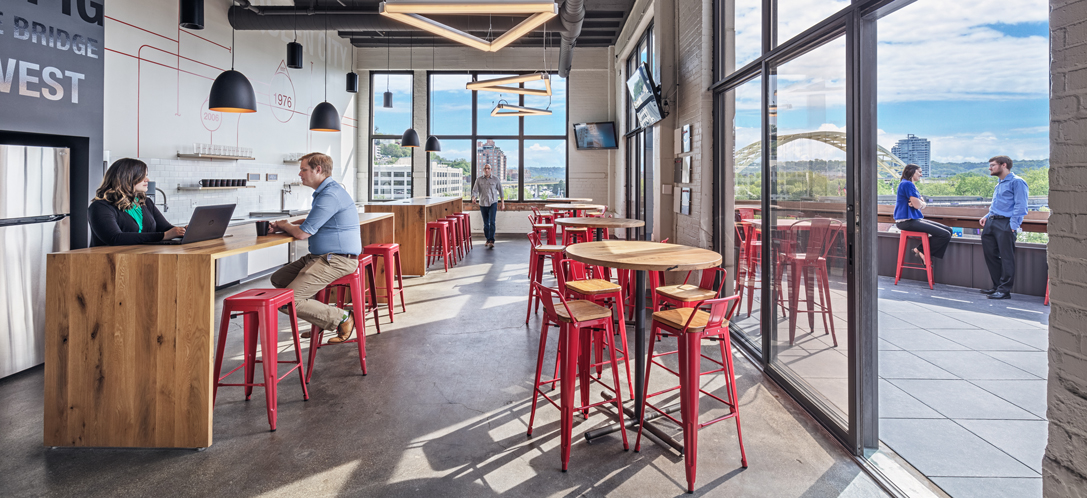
[1045,1,1087,496]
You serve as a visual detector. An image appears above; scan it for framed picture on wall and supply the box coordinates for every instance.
[682,156,692,183]
[681,125,691,153]
[674,157,684,183]
[680,188,691,215]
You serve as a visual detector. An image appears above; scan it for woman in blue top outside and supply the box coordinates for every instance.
[894,164,953,264]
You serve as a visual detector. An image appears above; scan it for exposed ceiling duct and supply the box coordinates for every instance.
[557,0,585,78]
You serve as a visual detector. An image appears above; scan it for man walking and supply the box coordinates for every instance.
[269,152,363,342]
[979,155,1029,300]
[471,163,505,248]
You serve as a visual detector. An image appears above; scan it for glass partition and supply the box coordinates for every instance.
[729,76,764,353]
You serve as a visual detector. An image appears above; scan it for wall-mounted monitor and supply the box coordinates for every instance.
[573,122,619,150]
[626,62,664,128]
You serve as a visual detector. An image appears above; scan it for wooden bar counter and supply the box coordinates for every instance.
[365,197,463,276]
[44,212,393,449]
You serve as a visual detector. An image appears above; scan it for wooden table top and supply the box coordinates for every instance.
[367,197,461,207]
[545,203,606,211]
[545,197,593,203]
[50,212,393,260]
[555,217,645,229]
[564,241,722,272]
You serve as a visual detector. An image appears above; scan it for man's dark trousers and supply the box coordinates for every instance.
[981,215,1016,293]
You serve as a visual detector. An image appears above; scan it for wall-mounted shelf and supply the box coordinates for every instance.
[177,153,255,161]
[177,185,257,191]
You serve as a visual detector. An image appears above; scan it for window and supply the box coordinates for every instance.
[428,72,568,200]
[370,72,413,200]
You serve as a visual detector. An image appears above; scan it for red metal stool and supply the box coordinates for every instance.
[895,230,934,290]
[442,216,465,264]
[656,268,728,311]
[426,221,453,272]
[363,243,406,323]
[527,282,629,471]
[562,226,589,245]
[213,288,309,432]
[306,259,379,382]
[453,212,472,253]
[635,294,747,493]
[557,259,634,398]
[525,231,566,323]
[1045,276,1050,306]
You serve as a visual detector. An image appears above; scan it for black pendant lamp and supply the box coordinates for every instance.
[209,5,255,113]
[287,14,302,69]
[179,0,204,30]
[400,33,419,147]
[382,35,393,108]
[424,35,440,152]
[309,16,340,132]
[346,46,359,93]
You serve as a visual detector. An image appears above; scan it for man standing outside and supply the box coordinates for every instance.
[269,152,363,342]
[471,163,505,249]
[979,155,1029,300]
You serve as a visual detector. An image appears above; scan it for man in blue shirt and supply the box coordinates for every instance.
[270,152,364,342]
[979,155,1029,300]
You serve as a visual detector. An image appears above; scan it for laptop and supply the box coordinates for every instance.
[154,204,236,245]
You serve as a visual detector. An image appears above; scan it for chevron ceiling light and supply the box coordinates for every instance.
[378,1,558,52]
[467,73,552,96]
[490,102,552,116]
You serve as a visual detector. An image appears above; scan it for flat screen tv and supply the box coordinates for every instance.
[573,122,619,150]
[626,62,663,128]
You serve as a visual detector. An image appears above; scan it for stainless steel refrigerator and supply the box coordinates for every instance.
[0,145,70,378]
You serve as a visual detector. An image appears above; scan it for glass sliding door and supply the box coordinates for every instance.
[767,36,851,427]
[728,76,765,353]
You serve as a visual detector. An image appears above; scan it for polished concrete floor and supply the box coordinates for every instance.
[0,236,886,497]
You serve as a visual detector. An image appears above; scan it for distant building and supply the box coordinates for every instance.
[891,134,932,176]
[476,139,509,181]
[372,157,412,200]
[430,161,467,198]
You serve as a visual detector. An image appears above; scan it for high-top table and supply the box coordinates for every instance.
[564,241,722,449]
[545,203,605,217]
[366,197,463,276]
[544,197,593,203]
[43,212,394,449]
[555,217,644,241]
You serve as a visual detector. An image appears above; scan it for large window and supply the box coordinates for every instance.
[370,72,413,200]
[625,27,655,240]
[428,72,568,200]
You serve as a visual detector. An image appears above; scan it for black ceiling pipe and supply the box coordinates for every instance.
[179,0,204,30]
[558,0,586,78]
[287,41,303,69]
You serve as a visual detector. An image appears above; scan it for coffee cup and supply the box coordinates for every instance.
[255,221,270,236]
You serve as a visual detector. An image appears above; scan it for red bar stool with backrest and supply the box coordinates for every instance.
[557,258,634,398]
[363,243,407,323]
[426,220,453,272]
[305,258,380,381]
[774,218,841,346]
[525,231,566,323]
[562,226,589,245]
[735,221,763,318]
[894,230,934,290]
[441,216,465,264]
[635,294,747,493]
[656,268,729,312]
[529,214,557,245]
[213,288,309,431]
[527,282,629,471]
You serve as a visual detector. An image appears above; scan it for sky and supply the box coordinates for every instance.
[729,0,1049,164]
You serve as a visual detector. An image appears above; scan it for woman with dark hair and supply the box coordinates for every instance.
[89,158,185,246]
[894,163,952,264]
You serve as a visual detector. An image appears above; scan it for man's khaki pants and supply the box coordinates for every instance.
[270,253,359,331]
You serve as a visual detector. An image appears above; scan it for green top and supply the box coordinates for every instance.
[124,203,143,232]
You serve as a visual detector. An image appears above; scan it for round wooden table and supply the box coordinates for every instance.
[565,241,722,444]
[555,217,644,241]
[545,203,606,217]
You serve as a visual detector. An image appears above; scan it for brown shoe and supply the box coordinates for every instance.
[301,330,312,339]
[327,314,354,344]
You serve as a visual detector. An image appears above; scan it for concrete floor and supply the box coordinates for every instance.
[0,236,886,497]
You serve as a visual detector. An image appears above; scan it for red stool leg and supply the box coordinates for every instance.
[604,319,629,450]
[350,272,368,376]
[382,254,397,323]
[895,232,908,285]
[721,333,748,467]
[441,226,450,272]
[213,307,233,405]
[286,301,309,400]
[921,234,934,289]
[527,320,551,437]
[679,331,701,493]
[364,260,382,333]
[244,311,258,400]
[259,305,279,431]
[559,323,580,472]
[393,249,406,313]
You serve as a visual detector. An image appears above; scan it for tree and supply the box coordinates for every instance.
[952,173,996,197]
[1020,167,1049,196]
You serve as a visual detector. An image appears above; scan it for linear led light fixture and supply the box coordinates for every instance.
[491,103,552,116]
[467,73,552,96]
[379,1,558,53]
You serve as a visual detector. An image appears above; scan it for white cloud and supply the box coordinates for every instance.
[528,143,551,151]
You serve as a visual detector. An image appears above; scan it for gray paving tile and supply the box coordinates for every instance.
[878,379,942,419]
[987,328,1049,350]
[879,313,920,330]
[880,419,1038,478]
[885,311,976,329]
[927,329,1041,351]
[971,380,1049,419]
[932,477,1042,498]
[913,351,1041,380]
[878,339,902,351]
[880,328,971,351]
[878,351,958,379]
[775,349,848,379]
[983,351,1049,378]
[956,419,1047,473]
[888,379,1040,420]
[940,312,1042,330]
